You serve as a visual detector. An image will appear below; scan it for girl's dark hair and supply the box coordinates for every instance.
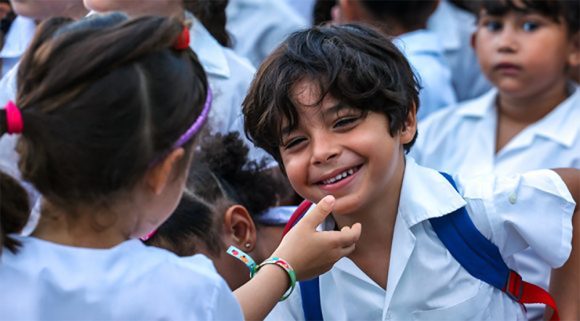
[0,13,208,224]
[146,132,288,256]
[243,24,419,168]
[479,0,579,34]
[0,171,30,254]
[184,0,231,47]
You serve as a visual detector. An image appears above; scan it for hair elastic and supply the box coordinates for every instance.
[172,87,212,149]
[173,26,190,51]
[5,101,23,134]
[139,229,157,242]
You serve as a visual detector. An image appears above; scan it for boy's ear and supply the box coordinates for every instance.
[223,205,258,252]
[400,103,418,145]
[145,148,185,195]
[470,31,478,50]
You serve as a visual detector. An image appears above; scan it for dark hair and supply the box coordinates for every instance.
[0,13,208,223]
[479,0,579,34]
[146,132,290,256]
[0,171,30,254]
[359,0,439,33]
[243,24,419,168]
[184,0,231,47]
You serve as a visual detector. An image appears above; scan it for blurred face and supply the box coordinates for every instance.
[10,0,87,20]
[279,79,413,217]
[83,0,183,17]
[473,9,579,99]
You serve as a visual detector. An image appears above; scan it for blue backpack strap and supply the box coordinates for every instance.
[429,172,509,290]
[300,278,323,321]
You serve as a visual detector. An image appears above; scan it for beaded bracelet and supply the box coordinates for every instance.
[227,246,297,301]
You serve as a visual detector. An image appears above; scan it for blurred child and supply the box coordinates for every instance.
[412,1,579,318]
[243,23,580,320]
[0,14,360,321]
[146,132,300,290]
[335,0,457,119]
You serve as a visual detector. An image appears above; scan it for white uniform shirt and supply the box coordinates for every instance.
[394,30,457,120]
[0,16,35,77]
[410,85,580,320]
[266,159,575,321]
[226,0,307,68]
[0,237,243,320]
[427,0,492,102]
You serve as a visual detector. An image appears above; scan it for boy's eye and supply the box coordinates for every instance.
[333,116,360,129]
[484,20,503,32]
[283,137,306,150]
[522,21,540,32]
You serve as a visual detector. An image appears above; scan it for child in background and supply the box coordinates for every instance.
[411,1,579,318]
[0,14,361,321]
[146,132,299,290]
[335,0,456,120]
[242,23,579,320]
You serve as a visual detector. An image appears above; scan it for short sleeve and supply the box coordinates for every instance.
[458,170,576,268]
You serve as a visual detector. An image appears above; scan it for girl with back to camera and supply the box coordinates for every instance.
[0,13,360,321]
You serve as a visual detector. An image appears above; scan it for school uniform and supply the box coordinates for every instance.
[427,0,492,102]
[410,84,580,320]
[0,16,35,78]
[226,0,307,68]
[394,30,457,120]
[0,236,243,320]
[188,13,273,165]
[266,158,575,321]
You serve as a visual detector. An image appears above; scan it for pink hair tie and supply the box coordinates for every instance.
[5,101,23,134]
[140,229,157,242]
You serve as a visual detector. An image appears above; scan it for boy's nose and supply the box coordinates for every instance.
[497,27,518,53]
[311,138,340,165]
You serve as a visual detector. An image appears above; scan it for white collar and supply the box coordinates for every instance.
[0,16,36,58]
[457,85,580,148]
[186,12,230,78]
[395,29,445,56]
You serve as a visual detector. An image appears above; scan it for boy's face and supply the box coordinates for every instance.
[10,0,86,20]
[84,0,183,17]
[473,10,579,99]
[279,79,415,217]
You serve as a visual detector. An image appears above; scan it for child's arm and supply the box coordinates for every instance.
[234,195,362,321]
[550,169,580,320]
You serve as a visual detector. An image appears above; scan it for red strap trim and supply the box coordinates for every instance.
[503,271,559,321]
[282,200,313,237]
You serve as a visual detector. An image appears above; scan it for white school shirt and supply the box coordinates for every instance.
[266,158,575,321]
[226,0,307,68]
[0,236,243,320]
[410,84,580,320]
[0,16,35,77]
[188,13,273,165]
[394,30,457,120]
[427,0,492,102]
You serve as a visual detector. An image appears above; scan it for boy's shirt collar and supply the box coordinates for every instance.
[0,16,36,59]
[186,12,230,78]
[394,29,445,57]
[457,84,579,148]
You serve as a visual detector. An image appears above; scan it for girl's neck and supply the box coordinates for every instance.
[497,80,569,125]
[32,200,133,249]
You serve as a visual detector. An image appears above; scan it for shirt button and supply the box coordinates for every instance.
[509,192,517,204]
[385,312,392,320]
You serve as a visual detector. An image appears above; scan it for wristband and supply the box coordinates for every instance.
[226,246,296,301]
[256,257,297,301]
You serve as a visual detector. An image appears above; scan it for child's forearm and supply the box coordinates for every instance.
[550,168,580,320]
[234,264,289,321]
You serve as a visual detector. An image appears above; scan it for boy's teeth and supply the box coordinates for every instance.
[322,168,356,185]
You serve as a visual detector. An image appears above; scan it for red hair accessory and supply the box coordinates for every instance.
[5,101,23,134]
[173,26,190,50]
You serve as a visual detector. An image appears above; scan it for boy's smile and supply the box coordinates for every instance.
[280,79,414,218]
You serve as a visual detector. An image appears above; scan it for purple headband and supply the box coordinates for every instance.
[173,87,212,149]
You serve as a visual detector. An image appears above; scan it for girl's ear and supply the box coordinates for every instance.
[145,148,185,195]
[567,32,580,67]
[222,205,257,252]
[401,103,418,144]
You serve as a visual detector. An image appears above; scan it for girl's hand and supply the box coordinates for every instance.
[271,195,362,280]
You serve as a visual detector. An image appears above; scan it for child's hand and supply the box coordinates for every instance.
[271,195,362,280]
